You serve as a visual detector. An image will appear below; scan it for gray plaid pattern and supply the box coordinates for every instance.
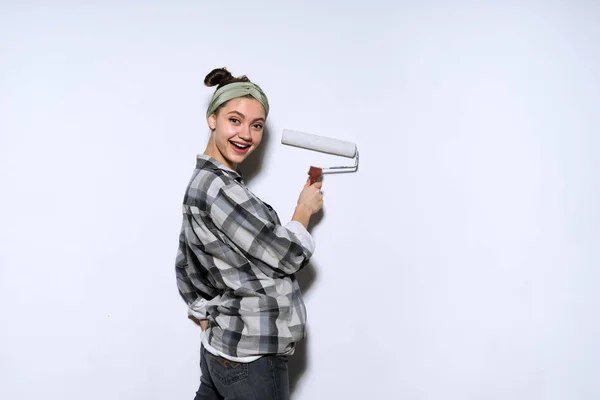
[176,155,311,358]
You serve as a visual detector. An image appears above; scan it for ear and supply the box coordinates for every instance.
[208,113,217,130]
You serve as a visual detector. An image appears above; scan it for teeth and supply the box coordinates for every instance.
[231,142,250,149]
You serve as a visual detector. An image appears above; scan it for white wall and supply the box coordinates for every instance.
[1,1,599,399]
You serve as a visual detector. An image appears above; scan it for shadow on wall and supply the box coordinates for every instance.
[289,259,318,394]
[240,125,323,395]
[290,210,322,393]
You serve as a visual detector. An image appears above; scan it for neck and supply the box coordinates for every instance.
[204,136,237,170]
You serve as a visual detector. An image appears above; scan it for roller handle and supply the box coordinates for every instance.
[308,166,322,185]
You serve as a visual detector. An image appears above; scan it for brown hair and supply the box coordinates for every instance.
[204,67,251,90]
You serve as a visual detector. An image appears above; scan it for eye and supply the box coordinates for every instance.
[252,123,264,129]
[229,118,240,124]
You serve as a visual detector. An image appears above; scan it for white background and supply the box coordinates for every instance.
[1,1,599,399]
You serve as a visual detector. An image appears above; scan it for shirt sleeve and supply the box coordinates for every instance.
[209,182,314,276]
[284,221,316,254]
[187,297,209,320]
[175,228,220,314]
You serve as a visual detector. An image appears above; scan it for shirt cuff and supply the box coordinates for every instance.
[188,297,208,320]
[284,220,316,254]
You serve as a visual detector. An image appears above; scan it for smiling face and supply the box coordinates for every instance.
[205,96,266,170]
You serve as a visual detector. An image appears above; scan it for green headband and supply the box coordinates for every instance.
[206,81,270,119]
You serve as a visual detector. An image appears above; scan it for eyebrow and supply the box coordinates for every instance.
[227,110,265,123]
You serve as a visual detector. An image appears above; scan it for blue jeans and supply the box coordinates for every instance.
[194,346,290,400]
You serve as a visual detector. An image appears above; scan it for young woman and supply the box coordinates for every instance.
[175,67,323,400]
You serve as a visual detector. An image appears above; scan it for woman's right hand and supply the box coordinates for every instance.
[200,319,209,331]
[297,180,324,215]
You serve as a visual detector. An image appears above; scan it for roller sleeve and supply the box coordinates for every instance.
[281,129,357,158]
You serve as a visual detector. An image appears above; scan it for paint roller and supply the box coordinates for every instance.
[281,129,359,184]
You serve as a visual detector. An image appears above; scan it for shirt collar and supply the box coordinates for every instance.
[196,154,244,182]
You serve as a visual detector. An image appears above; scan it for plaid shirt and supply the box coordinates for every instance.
[175,155,313,359]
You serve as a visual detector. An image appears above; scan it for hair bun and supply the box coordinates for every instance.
[204,67,234,87]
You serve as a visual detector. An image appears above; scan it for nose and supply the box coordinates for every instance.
[238,124,251,141]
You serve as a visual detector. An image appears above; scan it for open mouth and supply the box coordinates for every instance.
[229,140,251,153]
